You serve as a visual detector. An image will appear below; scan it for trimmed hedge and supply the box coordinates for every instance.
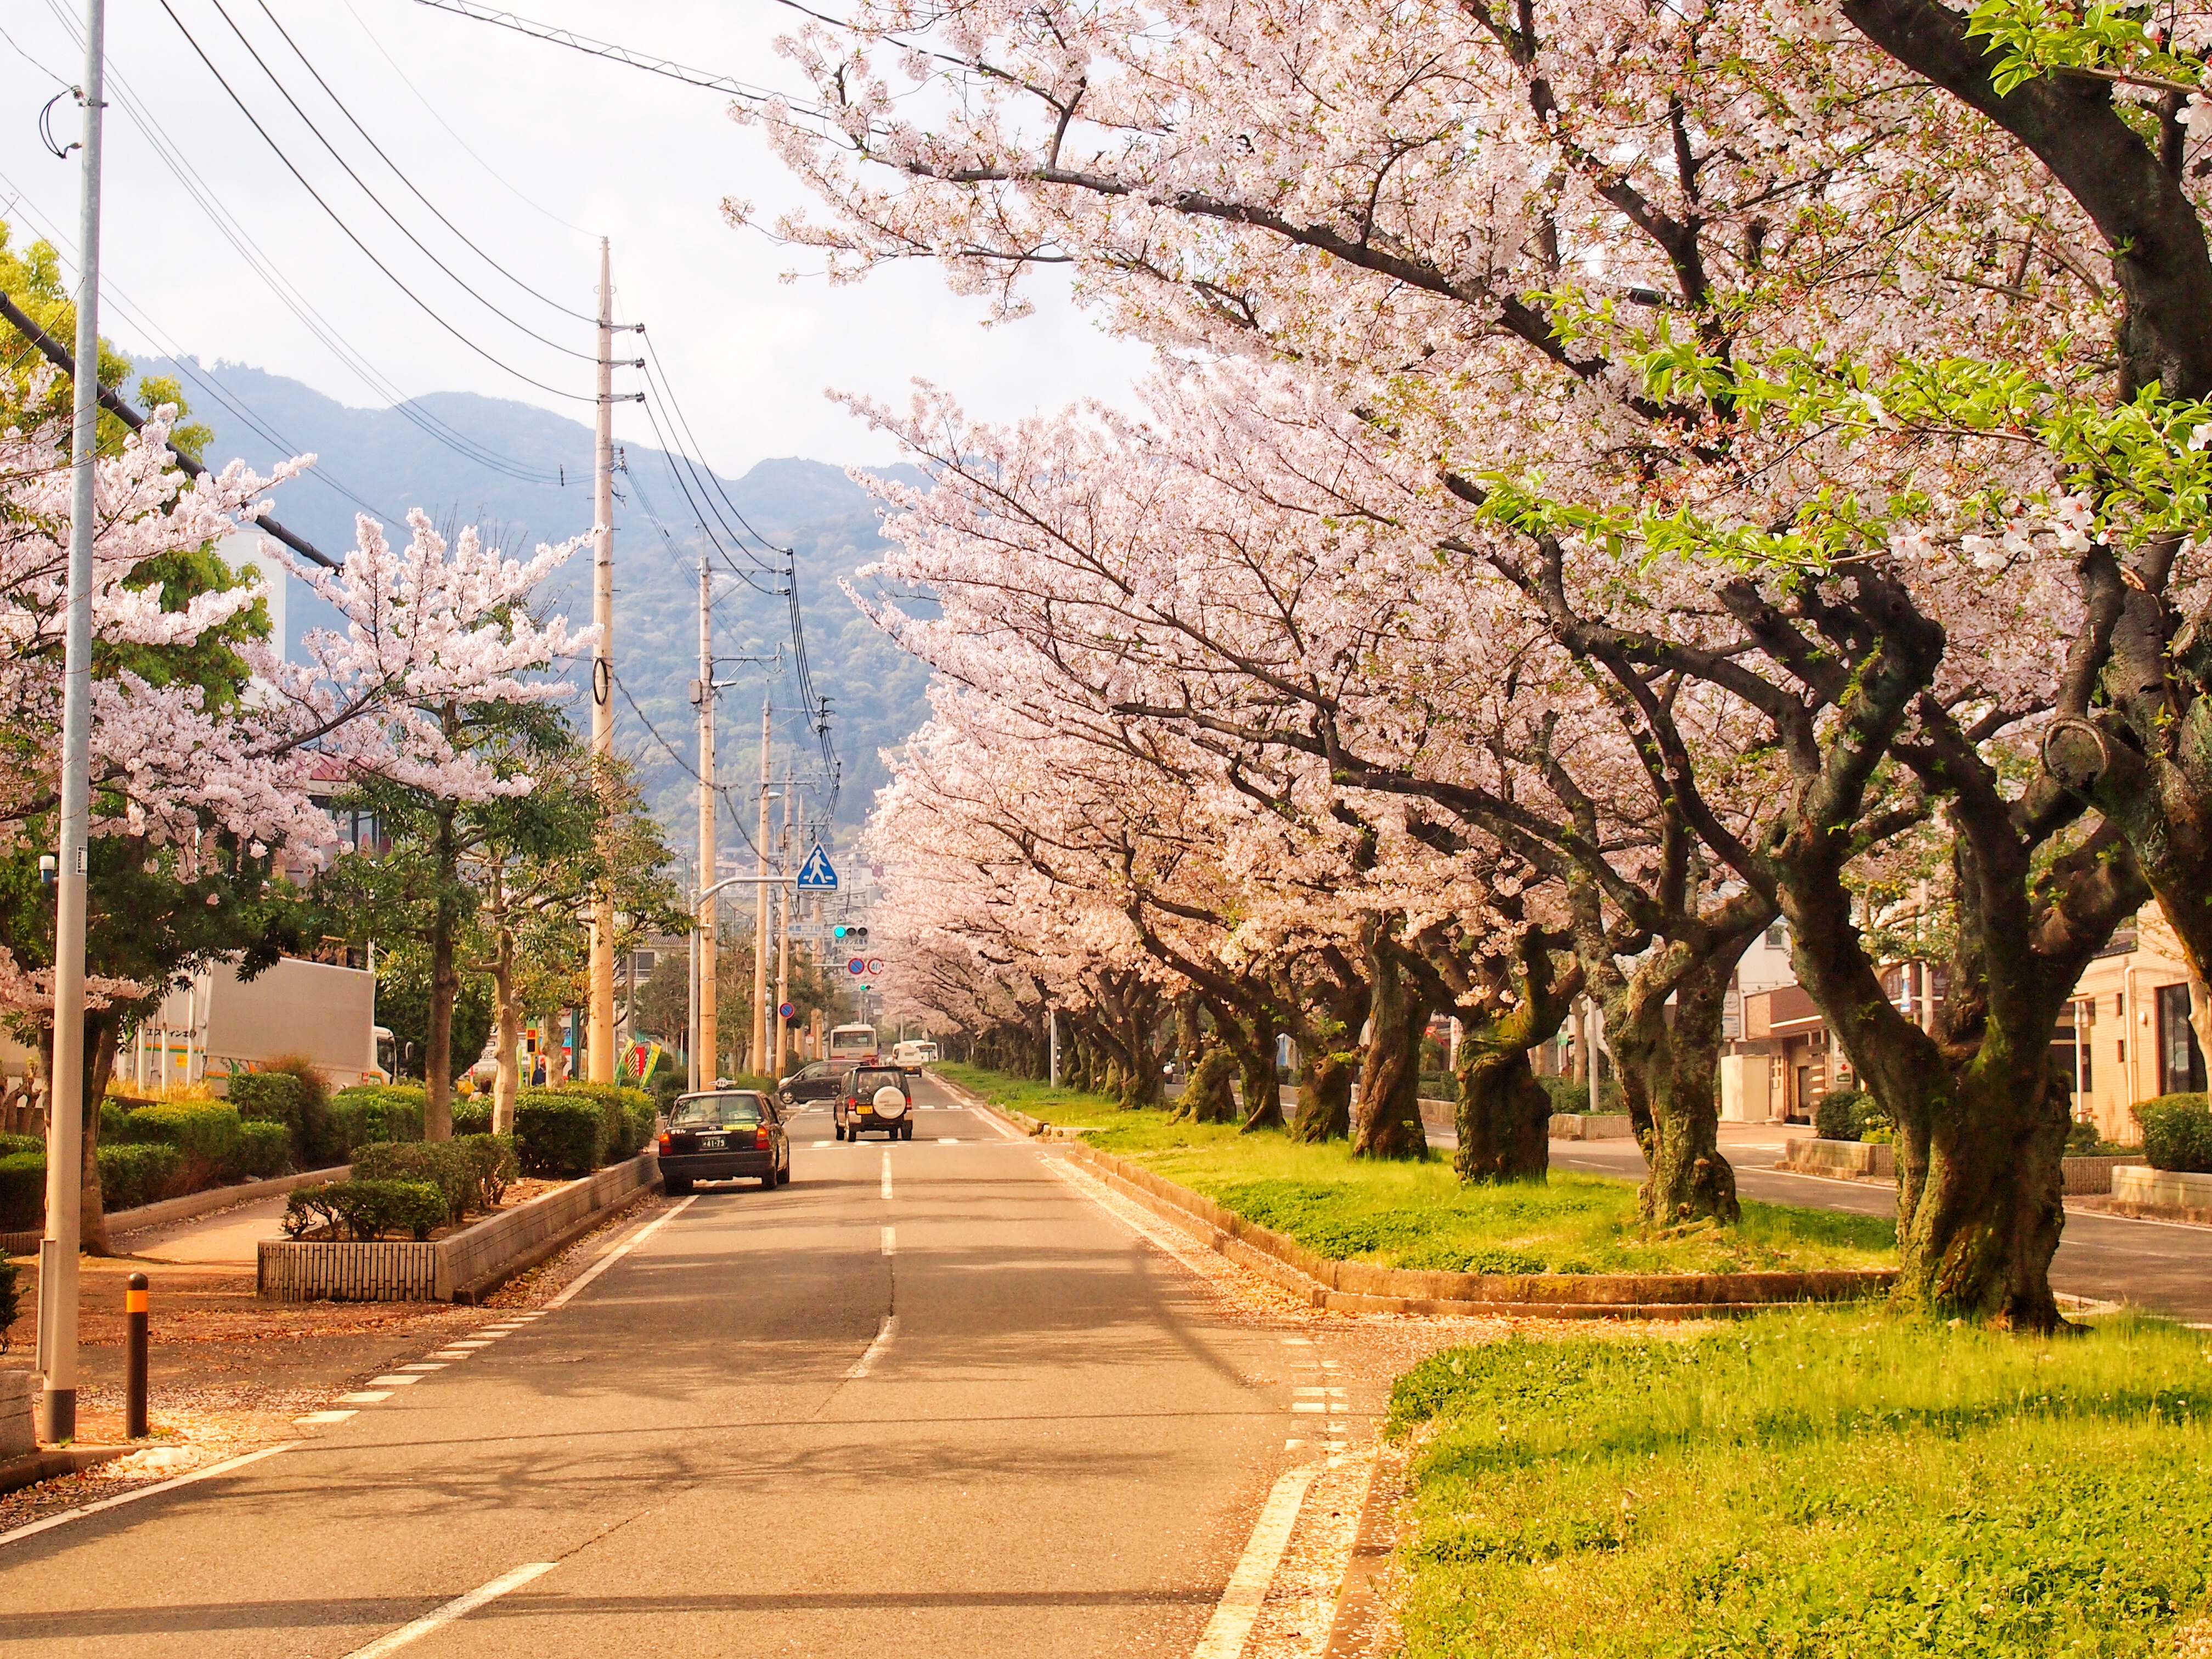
[1813,1088,1881,1143]
[228,1070,304,1131]
[1537,1075,1622,1116]
[351,1135,515,1222]
[123,1103,246,1190]
[97,1143,185,1211]
[0,1151,41,1231]
[281,1178,448,1242]
[0,1131,39,1158]
[239,1119,294,1180]
[2136,1092,2212,1173]
[451,1095,493,1137]
[330,1084,427,1150]
[515,1091,603,1178]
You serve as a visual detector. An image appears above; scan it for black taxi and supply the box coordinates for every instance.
[657,1090,791,1194]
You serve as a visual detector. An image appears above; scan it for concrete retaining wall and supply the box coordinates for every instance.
[1549,1113,1635,1141]
[1783,1139,2145,1198]
[257,1152,659,1303]
[0,1368,32,1457]
[2063,1155,2147,1197]
[2111,1165,2212,1222]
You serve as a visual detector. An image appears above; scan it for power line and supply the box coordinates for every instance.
[155,0,596,405]
[251,0,598,325]
[35,0,562,483]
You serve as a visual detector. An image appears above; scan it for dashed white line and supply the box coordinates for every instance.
[881,1150,893,1200]
[846,1314,898,1379]
[295,1410,357,1426]
[881,1225,896,1256]
[336,1391,392,1404]
[340,1561,558,1658]
[811,1139,831,1149]
[368,1375,422,1386]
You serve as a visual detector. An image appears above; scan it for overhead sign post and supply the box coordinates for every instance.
[796,843,839,893]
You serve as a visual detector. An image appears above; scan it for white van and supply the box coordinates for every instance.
[893,1040,940,1069]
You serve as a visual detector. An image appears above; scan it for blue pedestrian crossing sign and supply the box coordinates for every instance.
[795,842,839,891]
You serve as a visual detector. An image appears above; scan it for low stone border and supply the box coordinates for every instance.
[3,1164,352,1257]
[256,1152,660,1304]
[2109,1165,2212,1225]
[1781,1139,2145,1198]
[1549,1113,1634,1141]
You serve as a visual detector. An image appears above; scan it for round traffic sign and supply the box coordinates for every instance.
[866,957,884,975]
[847,957,866,976]
[778,1001,796,1019]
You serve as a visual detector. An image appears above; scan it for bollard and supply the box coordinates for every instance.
[125,1272,148,1439]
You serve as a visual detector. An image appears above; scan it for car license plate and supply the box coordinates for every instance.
[700,1136,726,1150]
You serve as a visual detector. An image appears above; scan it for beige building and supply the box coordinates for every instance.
[1722,908,2204,1143]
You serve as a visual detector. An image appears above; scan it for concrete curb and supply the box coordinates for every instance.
[938,1074,1894,1318]
[0,1445,129,1497]
[3,1165,352,1257]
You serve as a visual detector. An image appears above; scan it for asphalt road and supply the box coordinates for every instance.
[0,1077,1319,1657]
[1549,1134,2212,1323]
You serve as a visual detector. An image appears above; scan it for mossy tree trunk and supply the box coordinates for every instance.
[1353,927,1429,1160]
[1291,1051,1352,1141]
[1181,1046,1238,1122]
[1447,929,1581,1183]
[1607,945,1743,1225]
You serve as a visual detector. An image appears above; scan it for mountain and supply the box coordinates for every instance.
[123,357,936,853]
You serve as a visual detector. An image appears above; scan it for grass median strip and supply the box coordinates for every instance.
[1386,1310,2212,1657]
[938,1065,1892,1275]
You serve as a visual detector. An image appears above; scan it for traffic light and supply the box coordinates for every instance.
[833,924,849,940]
[851,926,870,947]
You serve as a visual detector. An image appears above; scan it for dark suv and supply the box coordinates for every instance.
[657,1091,789,1193]
[777,1060,845,1111]
[835,1066,913,1141]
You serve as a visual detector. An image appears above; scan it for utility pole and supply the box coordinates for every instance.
[751,698,772,1073]
[38,0,106,1446]
[695,558,716,1090]
[775,774,793,1078]
[586,238,616,1083]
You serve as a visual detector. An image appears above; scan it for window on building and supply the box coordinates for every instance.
[2117,1039,2126,1065]
[1764,923,1786,948]
[2115,991,2126,1018]
[2156,983,2207,1096]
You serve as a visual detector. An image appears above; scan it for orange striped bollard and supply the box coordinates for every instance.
[125,1272,148,1438]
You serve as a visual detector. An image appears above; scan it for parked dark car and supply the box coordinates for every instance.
[777,1060,845,1110]
[834,1066,914,1141]
[657,1091,789,1193]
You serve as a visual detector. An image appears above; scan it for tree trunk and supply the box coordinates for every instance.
[1291,1051,1351,1142]
[1182,1046,1238,1122]
[490,928,522,1135]
[1353,933,1429,1160]
[1175,991,1204,1079]
[1238,1020,1284,1132]
[1608,951,1740,1224]
[1453,1041,1549,1183]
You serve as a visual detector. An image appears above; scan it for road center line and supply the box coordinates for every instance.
[0,1443,295,1551]
[845,1314,898,1379]
[341,1561,557,1659]
[882,1225,896,1256]
[1189,1464,1320,1659]
[545,1195,698,1310]
[881,1149,893,1200]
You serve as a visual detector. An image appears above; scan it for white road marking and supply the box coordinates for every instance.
[545,1194,699,1310]
[811,1139,831,1149]
[447,1341,493,1350]
[398,1364,445,1373]
[294,1410,357,1425]
[1290,1402,1327,1413]
[0,1443,296,1551]
[368,1376,422,1386]
[936,1137,960,1143]
[341,1561,558,1659]
[882,1225,896,1256]
[337,1391,393,1404]
[1190,1463,1321,1659]
[846,1314,899,1379]
[881,1150,893,1200]
[426,1351,472,1361]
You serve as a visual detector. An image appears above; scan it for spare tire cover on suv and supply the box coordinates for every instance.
[871,1085,909,1119]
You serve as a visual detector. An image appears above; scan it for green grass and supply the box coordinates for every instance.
[940,1064,1894,1274]
[1389,1312,2212,1657]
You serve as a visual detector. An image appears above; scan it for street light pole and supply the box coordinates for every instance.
[586,239,616,1083]
[38,0,107,1446]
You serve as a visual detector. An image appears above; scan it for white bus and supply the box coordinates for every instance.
[893,1039,939,1068]
[827,1024,879,1064]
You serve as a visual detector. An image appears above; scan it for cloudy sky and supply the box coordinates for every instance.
[0,0,1150,472]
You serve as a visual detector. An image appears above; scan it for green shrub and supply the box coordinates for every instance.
[2136,1092,2212,1172]
[1537,1075,1622,1116]
[123,1103,245,1189]
[0,1132,40,1158]
[351,1135,514,1221]
[97,1143,184,1212]
[451,1095,493,1137]
[228,1070,304,1132]
[515,1091,605,1177]
[238,1120,293,1180]
[0,1151,42,1230]
[330,1084,426,1153]
[255,1054,338,1166]
[281,1178,447,1242]
[99,1097,134,1143]
[2067,1117,2102,1158]
[1814,1088,1869,1142]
